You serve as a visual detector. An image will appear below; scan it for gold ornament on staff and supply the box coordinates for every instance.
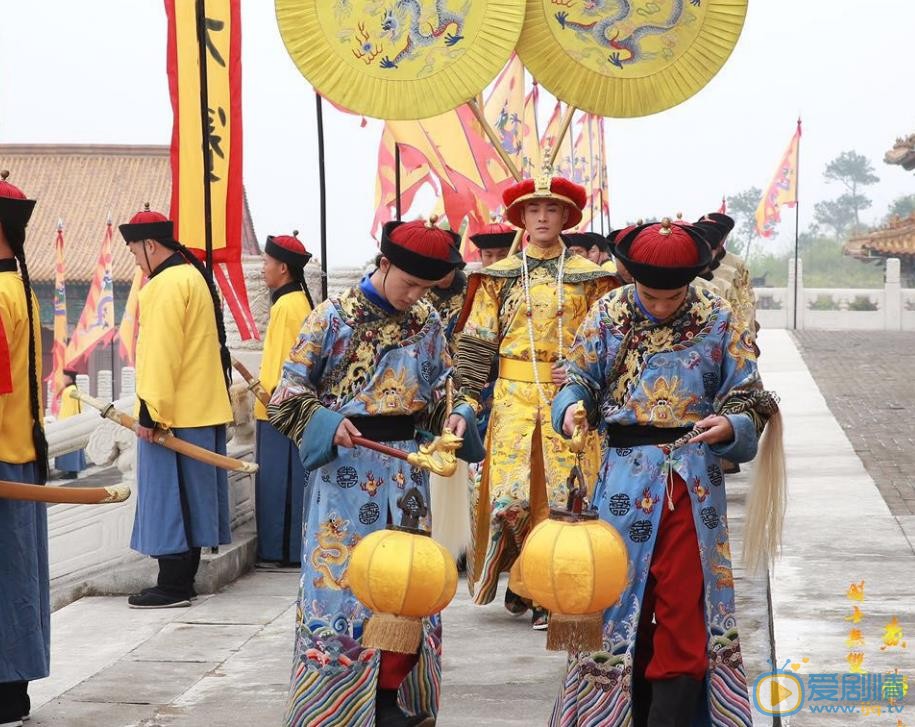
[231,357,461,476]
[71,390,258,475]
[0,480,131,505]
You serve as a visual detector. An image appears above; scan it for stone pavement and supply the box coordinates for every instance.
[760,329,914,725]
[794,330,915,551]
[26,329,914,725]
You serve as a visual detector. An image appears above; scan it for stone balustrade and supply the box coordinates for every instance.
[755,257,915,330]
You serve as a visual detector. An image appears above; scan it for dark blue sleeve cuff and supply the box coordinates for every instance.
[551,384,594,439]
[709,413,759,464]
[298,406,345,471]
[138,399,156,429]
[452,403,485,463]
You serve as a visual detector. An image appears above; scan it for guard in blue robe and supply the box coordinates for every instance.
[269,219,483,727]
[0,172,50,725]
[551,219,782,727]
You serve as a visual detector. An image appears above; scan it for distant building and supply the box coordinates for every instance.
[844,134,915,286]
[0,144,260,390]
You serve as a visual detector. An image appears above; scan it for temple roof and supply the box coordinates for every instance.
[0,144,259,282]
[845,213,915,259]
[885,134,915,171]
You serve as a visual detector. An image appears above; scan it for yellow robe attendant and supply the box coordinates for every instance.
[58,384,82,420]
[0,269,42,463]
[255,287,312,421]
[458,243,613,604]
[135,261,232,429]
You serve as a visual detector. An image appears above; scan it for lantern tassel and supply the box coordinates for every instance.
[546,612,604,653]
[363,613,424,654]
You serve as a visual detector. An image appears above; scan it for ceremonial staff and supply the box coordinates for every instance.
[71,389,257,474]
[0,480,130,505]
[231,357,461,476]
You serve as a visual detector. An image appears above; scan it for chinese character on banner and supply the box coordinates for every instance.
[165,0,258,340]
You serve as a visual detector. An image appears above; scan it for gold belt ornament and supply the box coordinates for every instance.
[498,358,554,383]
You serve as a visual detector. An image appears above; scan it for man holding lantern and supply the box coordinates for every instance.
[268,218,482,727]
[451,168,613,628]
[549,218,784,726]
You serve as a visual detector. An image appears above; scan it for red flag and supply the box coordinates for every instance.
[65,219,115,369]
[371,127,438,239]
[48,221,69,414]
[166,0,258,339]
[755,119,801,238]
[718,195,727,214]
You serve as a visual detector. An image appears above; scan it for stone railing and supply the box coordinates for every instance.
[755,258,915,330]
[45,375,258,609]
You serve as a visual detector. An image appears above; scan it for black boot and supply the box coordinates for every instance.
[127,554,193,608]
[188,547,201,600]
[631,675,651,727]
[504,587,529,616]
[646,677,703,727]
[374,689,436,727]
[0,681,24,726]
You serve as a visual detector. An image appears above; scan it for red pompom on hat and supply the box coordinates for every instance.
[265,230,312,269]
[469,219,516,250]
[119,203,174,244]
[614,218,712,289]
[380,217,464,281]
[0,170,37,227]
[503,174,586,231]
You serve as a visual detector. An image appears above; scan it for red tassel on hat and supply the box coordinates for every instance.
[388,217,456,261]
[128,204,169,225]
[629,218,701,267]
[0,171,27,201]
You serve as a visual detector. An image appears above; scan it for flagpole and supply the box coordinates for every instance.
[394,142,402,222]
[194,0,215,272]
[792,117,802,330]
[315,92,329,302]
[107,214,117,398]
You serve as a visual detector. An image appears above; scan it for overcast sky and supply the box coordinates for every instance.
[2,1,913,269]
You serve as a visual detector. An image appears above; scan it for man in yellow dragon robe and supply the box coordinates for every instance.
[450,172,614,628]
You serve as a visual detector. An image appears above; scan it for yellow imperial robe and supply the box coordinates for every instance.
[135,260,232,428]
[0,268,43,463]
[255,286,313,421]
[455,242,613,604]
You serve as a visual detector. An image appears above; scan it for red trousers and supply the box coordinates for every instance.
[378,650,419,690]
[635,473,708,681]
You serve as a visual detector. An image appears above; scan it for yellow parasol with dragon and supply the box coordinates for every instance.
[517,0,748,120]
[275,0,525,121]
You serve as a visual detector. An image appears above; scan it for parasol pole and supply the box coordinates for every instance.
[315,92,329,301]
[549,105,577,168]
[467,99,522,182]
[394,142,402,222]
[194,0,215,272]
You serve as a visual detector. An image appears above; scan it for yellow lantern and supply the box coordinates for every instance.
[347,488,458,654]
[517,460,629,652]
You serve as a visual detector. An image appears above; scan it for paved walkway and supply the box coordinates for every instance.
[27,330,914,725]
[794,330,915,553]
